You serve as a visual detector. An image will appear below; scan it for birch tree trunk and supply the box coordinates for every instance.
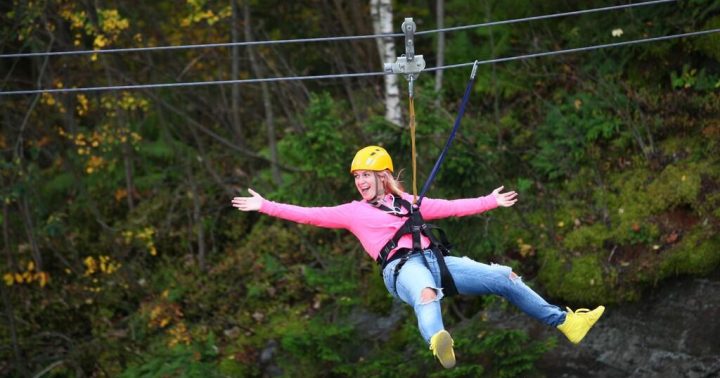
[370,0,402,126]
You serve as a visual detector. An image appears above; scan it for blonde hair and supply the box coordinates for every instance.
[375,170,405,197]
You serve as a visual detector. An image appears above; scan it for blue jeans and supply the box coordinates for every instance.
[382,249,567,343]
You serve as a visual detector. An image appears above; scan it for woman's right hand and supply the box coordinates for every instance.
[231,188,264,212]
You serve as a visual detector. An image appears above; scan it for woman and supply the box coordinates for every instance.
[231,145,604,369]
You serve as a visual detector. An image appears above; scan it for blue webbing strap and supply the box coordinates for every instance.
[416,61,479,206]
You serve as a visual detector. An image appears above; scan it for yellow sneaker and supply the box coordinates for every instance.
[429,330,456,369]
[557,306,605,344]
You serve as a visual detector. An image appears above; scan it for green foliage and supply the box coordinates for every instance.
[532,92,622,179]
[670,65,720,91]
[471,329,555,378]
[694,14,720,62]
[658,228,720,279]
[276,316,357,374]
[275,92,357,204]
[304,263,358,302]
[539,248,615,304]
[647,163,703,211]
[119,334,222,378]
[563,223,611,252]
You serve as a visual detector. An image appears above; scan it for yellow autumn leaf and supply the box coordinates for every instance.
[150,306,162,320]
[37,272,49,288]
[43,93,56,106]
[3,273,14,286]
[519,243,534,257]
[94,34,108,48]
[84,256,97,275]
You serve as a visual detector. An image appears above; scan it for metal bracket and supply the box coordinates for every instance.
[383,17,425,96]
[402,18,416,62]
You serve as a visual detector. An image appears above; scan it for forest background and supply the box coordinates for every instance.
[1,0,719,377]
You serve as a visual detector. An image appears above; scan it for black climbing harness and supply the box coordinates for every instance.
[374,195,459,296]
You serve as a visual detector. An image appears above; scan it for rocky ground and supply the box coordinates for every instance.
[486,272,720,378]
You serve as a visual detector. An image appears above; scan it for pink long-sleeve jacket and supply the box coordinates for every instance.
[259,192,498,261]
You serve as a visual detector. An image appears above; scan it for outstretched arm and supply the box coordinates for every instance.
[231,188,350,229]
[418,185,518,220]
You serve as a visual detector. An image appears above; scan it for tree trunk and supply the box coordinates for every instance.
[187,166,206,272]
[20,195,42,270]
[332,48,363,124]
[122,136,135,211]
[244,2,282,186]
[1,282,25,376]
[370,0,402,126]
[434,0,445,108]
[2,202,16,270]
[485,1,502,148]
[230,0,245,147]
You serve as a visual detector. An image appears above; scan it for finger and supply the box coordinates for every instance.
[248,188,259,197]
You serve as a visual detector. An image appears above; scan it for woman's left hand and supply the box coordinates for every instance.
[491,186,518,207]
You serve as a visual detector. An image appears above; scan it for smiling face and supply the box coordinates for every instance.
[353,170,384,202]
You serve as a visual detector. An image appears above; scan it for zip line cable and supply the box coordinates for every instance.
[0,0,674,59]
[414,0,675,36]
[2,27,717,97]
[0,71,386,96]
[425,28,720,72]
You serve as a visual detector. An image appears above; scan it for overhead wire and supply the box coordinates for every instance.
[0,71,386,96]
[2,27,718,96]
[424,28,720,72]
[0,0,674,59]
[414,0,675,36]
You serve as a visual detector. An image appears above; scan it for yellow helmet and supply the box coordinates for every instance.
[350,145,394,173]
